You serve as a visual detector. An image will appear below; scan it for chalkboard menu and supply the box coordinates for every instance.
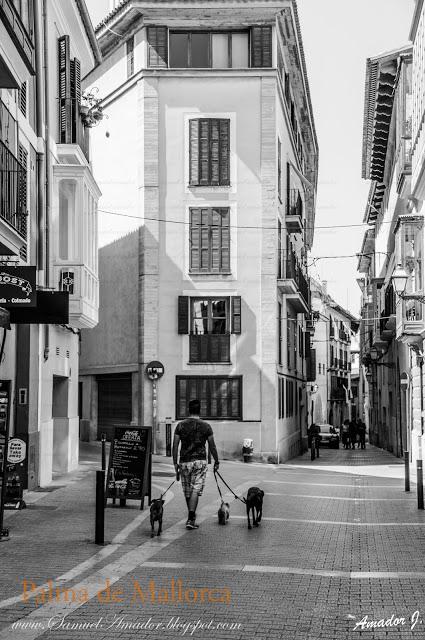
[105,426,151,507]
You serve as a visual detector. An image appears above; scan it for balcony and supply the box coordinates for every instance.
[379,285,396,342]
[0,0,35,74]
[277,246,309,314]
[338,328,350,342]
[0,141,27,256]
[396,297,425,345]
[59,99,90,164]
[189,334,230,363]
[286,189,303,234]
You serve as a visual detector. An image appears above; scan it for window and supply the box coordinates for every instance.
[318,363,321,375]
[189,119,230,187]
[278,302,282,365]
[285,379,294,418]
[192,298,228,335]
[277,219,282,278]
[169,31,249,68]
[126,37,134,77]
[277,138,282,201]
[147,26,168,68]
[189,208,230,273]
[59,180,76,260]
[250,26,272,68]
[176,376,242,419]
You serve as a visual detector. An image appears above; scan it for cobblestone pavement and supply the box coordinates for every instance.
[1,443,425,639]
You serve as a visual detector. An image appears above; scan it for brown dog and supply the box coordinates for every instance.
[150,498,164,537]
[246,487,264,529]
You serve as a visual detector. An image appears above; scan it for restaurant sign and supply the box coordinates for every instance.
[0,267,36,307]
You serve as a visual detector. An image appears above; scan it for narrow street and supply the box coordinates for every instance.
[1,445,425,639]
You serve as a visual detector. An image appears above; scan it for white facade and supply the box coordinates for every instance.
[80,0,318,463]
[0,0,100,487]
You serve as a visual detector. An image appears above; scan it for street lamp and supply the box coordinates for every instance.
[392,264,409,296]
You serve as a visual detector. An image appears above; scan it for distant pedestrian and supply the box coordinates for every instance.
[357,419,366,449]
[172,399,219,530]
[348,420,357,450]
[342,420,350,449]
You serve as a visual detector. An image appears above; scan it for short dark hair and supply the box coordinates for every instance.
[188,399,200,415]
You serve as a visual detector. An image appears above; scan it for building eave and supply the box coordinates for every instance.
[410,0,424,41]
[75,0,103,65]
[362,45,411,182]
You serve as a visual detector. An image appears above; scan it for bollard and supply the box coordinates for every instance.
[417,460,424,510]
[95,470,105,545]
[404,451,410,492]
[165,422,172,457]
[315,437,320,459]
[310,439,315,461]
[101,433,106,472]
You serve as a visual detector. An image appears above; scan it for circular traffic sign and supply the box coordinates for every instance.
[146,361,165,380]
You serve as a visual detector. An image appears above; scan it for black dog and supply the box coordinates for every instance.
[150,498,164,537]
[217,501,230,525]
[246,487,264,529]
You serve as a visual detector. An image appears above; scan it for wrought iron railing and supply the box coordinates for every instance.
[0,141,27,239]
[59,99,90,162]
[287,189,303,218]
[283,245,309,306]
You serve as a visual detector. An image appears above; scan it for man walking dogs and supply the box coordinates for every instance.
[173,399,219,530]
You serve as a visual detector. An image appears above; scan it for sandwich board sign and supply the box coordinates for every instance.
[105,426,151,509]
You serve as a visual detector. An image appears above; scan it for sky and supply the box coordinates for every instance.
[85,0,414,315]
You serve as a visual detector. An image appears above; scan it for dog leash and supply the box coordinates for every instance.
[159,479,176,500]
[214,469,246,504]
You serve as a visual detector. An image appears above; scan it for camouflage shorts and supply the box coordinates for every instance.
[180,460,208,498]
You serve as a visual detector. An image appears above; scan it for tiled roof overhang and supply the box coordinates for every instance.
[357,227,375,273]
[362,52,400,182]
[362,46,411,184]
[363,180,386,224]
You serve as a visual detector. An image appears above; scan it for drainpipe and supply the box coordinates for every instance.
[43,0,50,290]
[34,0,44,272]
[42,0,50,360]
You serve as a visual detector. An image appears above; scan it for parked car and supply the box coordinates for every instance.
[316,423,340,448]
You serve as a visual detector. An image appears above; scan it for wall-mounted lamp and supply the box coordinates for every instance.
[392,264,425,303]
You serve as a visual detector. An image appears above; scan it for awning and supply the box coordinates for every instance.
[288,160,314,191]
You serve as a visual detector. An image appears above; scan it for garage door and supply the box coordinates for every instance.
[97,374,132,440]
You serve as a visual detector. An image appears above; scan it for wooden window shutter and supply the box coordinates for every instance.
[221,209,230,271]
[178,296,189,334]
[231,296,241,334]
[70,57,81,143]
[147,26,168,68]
[189,209,201,271]
[219,119,230,185]
[210,120,220,185]
[58,35,71,143]
[19,82,27,117]
[199,119,210,185]
[251,26,272,68]
[18,144,28,217]
[189,119,200,186]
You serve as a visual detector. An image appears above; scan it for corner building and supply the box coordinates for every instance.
[81,0,318,462]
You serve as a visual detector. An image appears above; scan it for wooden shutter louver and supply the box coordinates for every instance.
[148,26,168,68]
[251,26,272,68]
[58,35,71,143]
[189,119,200,186]
[190,208,201,271]
[231,296,241,334]
[70,57,81,143]
[19,82,27,117]
[189,119,230,187]
[178,296,189,334]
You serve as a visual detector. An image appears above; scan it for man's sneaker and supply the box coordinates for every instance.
[185,519,199,530]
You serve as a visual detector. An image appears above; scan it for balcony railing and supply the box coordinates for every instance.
[283,246,309,306]
[287,189,303,218]
[0,141,27,239]
[59,99,90,163]
[404,298,423,322]
[189,333,230,363]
